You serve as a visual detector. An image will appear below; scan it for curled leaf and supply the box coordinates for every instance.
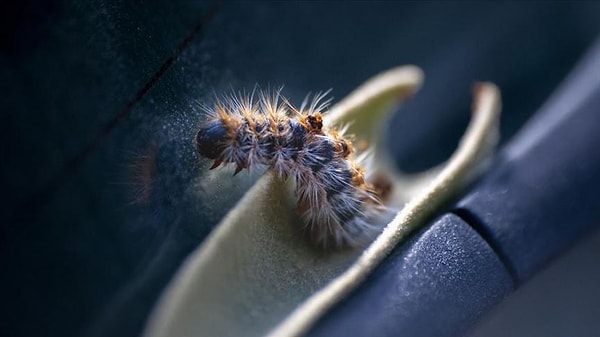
[268,82,501,337]
[143,66,501,337]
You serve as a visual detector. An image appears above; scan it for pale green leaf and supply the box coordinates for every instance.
[144,66,501,337]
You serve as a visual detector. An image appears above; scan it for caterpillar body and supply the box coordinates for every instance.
[196,90,384,248]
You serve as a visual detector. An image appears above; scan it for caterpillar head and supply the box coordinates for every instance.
[196,120,228,160]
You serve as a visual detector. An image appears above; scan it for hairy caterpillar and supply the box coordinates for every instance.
[196,89,384,248]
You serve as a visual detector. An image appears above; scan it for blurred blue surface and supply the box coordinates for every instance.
[458,60,600,283]
[308,214,513,337]
[1,2,599,337]
[468,229,600,337]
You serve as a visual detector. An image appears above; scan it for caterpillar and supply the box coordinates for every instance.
[195,89,384,249]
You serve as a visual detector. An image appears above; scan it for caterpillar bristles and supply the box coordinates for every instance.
[196,88,385,249]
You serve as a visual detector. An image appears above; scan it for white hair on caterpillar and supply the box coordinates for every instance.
[195,89,385,249]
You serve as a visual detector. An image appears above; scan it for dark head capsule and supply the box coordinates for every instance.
[196,120,228,159]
